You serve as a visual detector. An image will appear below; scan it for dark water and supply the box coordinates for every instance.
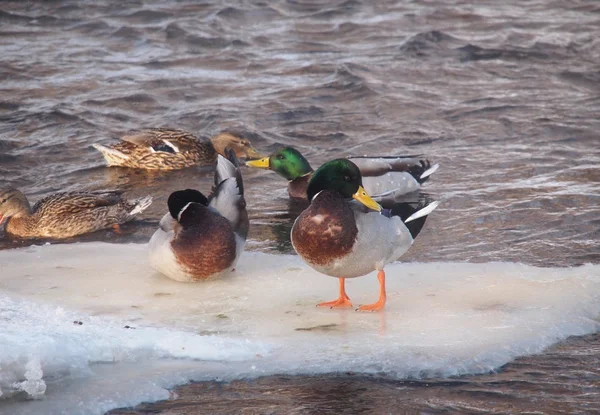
[1,0,599,413]
[110,333,600,415]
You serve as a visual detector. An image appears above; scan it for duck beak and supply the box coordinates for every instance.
[245,156,270,169]
[352,186,382,212]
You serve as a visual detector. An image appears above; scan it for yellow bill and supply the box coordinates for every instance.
[352,186,382,211]
[245,157,270,169]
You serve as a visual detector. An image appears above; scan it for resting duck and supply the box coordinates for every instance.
[148,149,248,282]
[0,187,152,239]
[93,127,262,170]
[291,159,438,312]
[246,147,438,200]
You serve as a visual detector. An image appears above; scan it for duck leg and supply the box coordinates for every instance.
[357,270,386,312]
[317,278,353,308]
[112,224,122,234]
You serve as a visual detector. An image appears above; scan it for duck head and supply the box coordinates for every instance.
[0,187,30,224]
[306,159,381,211]
[167,189,209,222]
[245,147,313,181]
[210,132,262,160]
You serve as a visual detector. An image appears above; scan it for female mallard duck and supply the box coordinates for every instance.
[291,159,438,312]
[246,146,439,200]
[93,127,263,170]
[148,149,248,282]
[0,187,152,239]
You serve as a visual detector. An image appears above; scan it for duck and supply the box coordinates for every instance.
[148,148,248,282]
[290,158,438,312]
[93,127,263,170]
[0,187,152,239]
[246,146,439,200]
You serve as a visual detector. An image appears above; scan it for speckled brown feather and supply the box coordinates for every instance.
[291,190,358,266]
[171,204,237,280]
[122,127,200,148]
[2,189,151,239]
[94,127,262,170]
[95,128,217,170]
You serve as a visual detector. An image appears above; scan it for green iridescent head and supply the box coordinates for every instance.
[306,159,381,211]
[246,147,313,181]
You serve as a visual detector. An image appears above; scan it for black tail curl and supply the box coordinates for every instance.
[407,159,433,184]
[382,200,435,239]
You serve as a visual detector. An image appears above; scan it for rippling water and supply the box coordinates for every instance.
[1,0,599,413]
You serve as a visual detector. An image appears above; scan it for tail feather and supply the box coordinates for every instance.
[387,200,439,239]
[129,195,153,215]
[420,163,440,180]
[404,200,439,223]
[407,159,438,184]
[92,143,130,166]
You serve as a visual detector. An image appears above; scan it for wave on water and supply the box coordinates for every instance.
[0,242,599,414]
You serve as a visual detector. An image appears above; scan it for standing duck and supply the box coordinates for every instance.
[0,188,152,239]
[148,149,248,282]
[93,127,263,170]
[291,159,438,311]
[246,146,438,200]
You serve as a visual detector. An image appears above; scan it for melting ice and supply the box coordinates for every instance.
[0,242,599,415]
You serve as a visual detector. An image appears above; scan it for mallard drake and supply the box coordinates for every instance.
[0,187,152,239]
[148,149,248,282]
[93,127,263,170]
[246,147,439,200]
[291,159,438,312]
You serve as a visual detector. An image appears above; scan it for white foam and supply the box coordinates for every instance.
[0,243,599,414]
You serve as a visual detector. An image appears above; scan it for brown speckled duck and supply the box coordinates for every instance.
[0,187,152,239]
[247,147,439,201]
[93,127,262,170]
[291,159,438,312]
[148,149,248,282]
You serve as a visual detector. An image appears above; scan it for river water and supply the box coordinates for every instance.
[1,1,599,414]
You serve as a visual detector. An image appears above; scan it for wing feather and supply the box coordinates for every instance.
[208,149,248,238]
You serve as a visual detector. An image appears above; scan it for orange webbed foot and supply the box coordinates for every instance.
[356,300,385,312]
[317,277,353,309]
[112,224,122,234]
[356,269,387,312]
[317,296,353,309]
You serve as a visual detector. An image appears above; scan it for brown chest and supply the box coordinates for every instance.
[5,216,37,238]
[288,175,311,200]
[171,218,237,280]
[291,205,357,266]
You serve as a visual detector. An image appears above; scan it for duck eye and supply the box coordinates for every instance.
[277,155,285,160]
[343,175,351,182]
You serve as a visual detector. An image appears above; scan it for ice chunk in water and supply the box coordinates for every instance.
[0,242,599,415]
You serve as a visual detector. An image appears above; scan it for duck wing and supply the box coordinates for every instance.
[348,155,439,182]
[348,155,439,199]
[31,191,124,214]
[208,148,248,238]
[121,128,200,153]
